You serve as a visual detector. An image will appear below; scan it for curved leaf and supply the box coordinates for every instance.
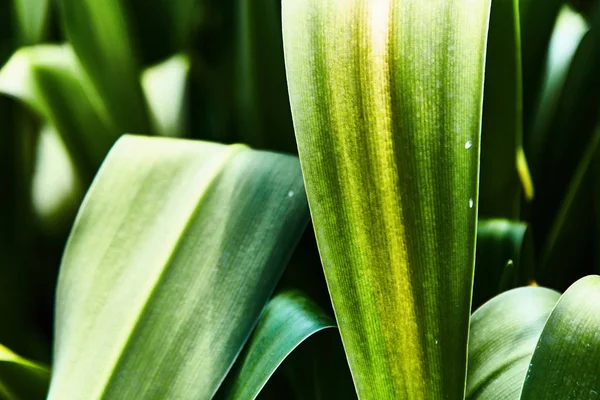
[283,0,491,398]
[466,286,560,399]
[217,290,334,400]
[48,135,309,399]
[141,54,191,138]
[0,344,50,400]
[473,219,534,309]
[0,45,117,182]
[58,0,150,133]
[521,275,600,399]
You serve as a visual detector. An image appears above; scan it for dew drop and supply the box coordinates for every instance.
[287,190,295,198]
[464,140,472,149]
[435,340,438,345]
[469,198,474,209]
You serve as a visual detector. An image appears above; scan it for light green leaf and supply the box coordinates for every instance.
[466,287,560,400]
[520,275,600,399]
[141,54,191,138]
[48,135,309,399]
[283,1,490,398]
[13,0,51,45]
[31,124,84,235]
[0,44,118,182]
[473,219,534,309]
[58,0,150,134]
[0,344,50,400]
[218,290,334,400]
[480,0,525,218]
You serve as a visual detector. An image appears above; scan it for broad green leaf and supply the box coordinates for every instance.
[0,45,118,182]
[521,275,600,399]
[14,0,51,45]
[217,290,334,400]
[466,287,560,400]
[234,0,296,153]
[473,219,534,310]
[0,344,50,400]
[48,135,309,399]
[58,0,150,134]
[141,54,191,138]
[480,0,526,218]
[283,1,491,398]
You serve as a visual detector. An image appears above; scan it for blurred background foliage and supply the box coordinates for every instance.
[1,0,600,396]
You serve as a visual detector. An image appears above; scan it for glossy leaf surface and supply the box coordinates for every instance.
[48,135,309,399]
[283,0,491,397]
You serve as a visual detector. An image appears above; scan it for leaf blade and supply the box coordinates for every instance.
[283,0,491,397]
[520,275,600,399]
[218,290,334,400]
[48,135,309,399]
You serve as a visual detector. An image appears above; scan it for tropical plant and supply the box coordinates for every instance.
[1,0,600,399]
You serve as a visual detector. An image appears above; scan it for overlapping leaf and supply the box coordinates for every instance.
[467,287,560,399]
[283,0,490,397]
[48,135,309,399]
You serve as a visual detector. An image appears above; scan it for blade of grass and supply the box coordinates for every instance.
[283,0,491,397]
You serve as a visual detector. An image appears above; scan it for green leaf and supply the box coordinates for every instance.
[58,0,150,134]
[141,54,191,138]
[48,135,309,399]
[217,290,334,400]
[528,7,600,267]
[528,5,588,166]
[13,0,51,45]
[480,0,526,218]
[520,275,600,399]
[473,219,534,310]
[31,124,84,235]
[519,0,564,132]
[467,286,560,400]
[0,344,50,400]
[283,1,491,398]
[0,44,118,182]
